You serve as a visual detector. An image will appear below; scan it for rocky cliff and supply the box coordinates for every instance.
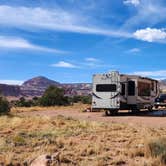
[21,76,61,97]
[0,84,20,97]
[0,76,92,98]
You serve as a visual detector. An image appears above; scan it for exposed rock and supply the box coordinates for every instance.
[30,153,60,166]
[21,76,60,97]
[0,84,20,97]
[0,76,92,99]
[62,83,92,96]
[30,154,52,166]
[21,76,92,97]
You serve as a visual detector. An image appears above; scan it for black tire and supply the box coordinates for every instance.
[105,110,111,116]
[105,109,118,116]
[148,106,153,112]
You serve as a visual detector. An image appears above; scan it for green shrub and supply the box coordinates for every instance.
[72,95,92,104]
[32,96,40,106]
[13,96,41,107]
[13,135,26,146]
[15,97,33,107]
[72,95,82,103]
[40,85,70,106]
[0,96,10,114]
[81,95,92,104]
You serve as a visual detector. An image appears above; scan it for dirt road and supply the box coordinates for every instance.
[19,109,166,128]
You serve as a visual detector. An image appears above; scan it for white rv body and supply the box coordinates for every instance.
[92,71,159,113]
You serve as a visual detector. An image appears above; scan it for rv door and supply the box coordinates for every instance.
[108,72,121,109]
[127,80,136,104]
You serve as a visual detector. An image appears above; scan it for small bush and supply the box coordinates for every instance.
[40,85,70,106]
[145,137,166,165]
[15,97,33,107]
[72,95,91,104]
[13,97,41,107]
[0,96,10,114]
[13,135,26,146]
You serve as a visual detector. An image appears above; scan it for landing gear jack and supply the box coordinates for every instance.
[131,109,140,113]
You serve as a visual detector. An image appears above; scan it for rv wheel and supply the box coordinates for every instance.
[105,110,111,116]
[105,110,118,116]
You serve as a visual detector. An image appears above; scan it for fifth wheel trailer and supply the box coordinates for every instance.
[92,71,159,115]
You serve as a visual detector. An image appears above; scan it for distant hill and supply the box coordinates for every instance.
[62,83,92,96]
[0,76,92,99]
[22,76,60,88]
[161,79,166,84]
[0,84,20,97]
[21,76,61,97]
[159,79,166,92]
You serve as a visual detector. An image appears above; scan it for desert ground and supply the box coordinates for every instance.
[1,104,166,165]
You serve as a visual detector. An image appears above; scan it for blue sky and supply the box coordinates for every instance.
[0,0,166,84]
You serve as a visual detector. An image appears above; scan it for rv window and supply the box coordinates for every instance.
[128,81,135,96]
[96,84,116,92]
[138,82,150,96]
[151,81,154,91]
[156,82,158,93]
[121,83,125,95]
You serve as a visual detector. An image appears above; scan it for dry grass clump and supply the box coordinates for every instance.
[126,127,166,166]
[0,115,106,164]
[1,114,166,165]
[110,156,126,166]
[0,115,133,165]
[11,103,90,113]
[144,137,166,166]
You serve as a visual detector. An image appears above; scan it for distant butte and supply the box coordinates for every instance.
[0,76,92,99]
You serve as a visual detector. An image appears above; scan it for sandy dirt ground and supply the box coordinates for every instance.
[18,109,166,128]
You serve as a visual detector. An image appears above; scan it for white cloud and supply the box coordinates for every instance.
[83,58,110,68]
[84,57,107,68]
[85,57,99,62]
[123,1,166,29]
[133,28,166,42]
[133,70,166,79]
[0,80,23,85]
[51,61,77,68]
[127,48,140,53]
[0,5,131,38]
[51,58,109,69]
[123,0,140,6]
[0,36,66,53]
[85,63,106,68]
